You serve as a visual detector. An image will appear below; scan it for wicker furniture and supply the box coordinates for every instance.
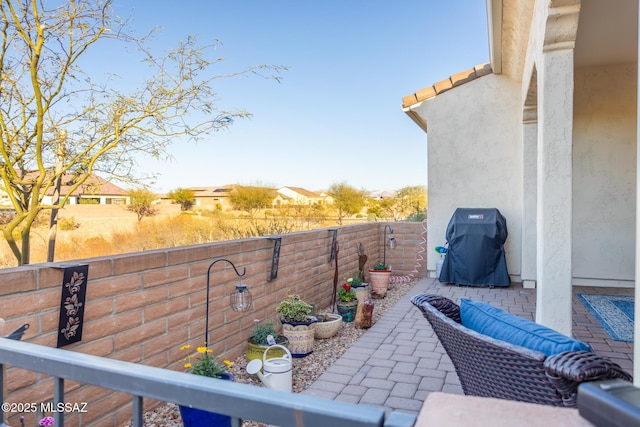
[411,294,633,407]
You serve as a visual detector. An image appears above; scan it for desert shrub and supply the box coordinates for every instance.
[78,198,100,204]
[0,211,15,226]
[59,217,81,231]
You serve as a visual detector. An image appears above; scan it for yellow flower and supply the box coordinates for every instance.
[180,342,228,378]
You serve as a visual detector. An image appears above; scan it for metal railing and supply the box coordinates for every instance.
[0,339,416,427]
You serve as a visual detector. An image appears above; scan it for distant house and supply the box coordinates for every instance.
[171,186,233,211]
[40,174,129,205]
[0,173,129,206]
[160,185,332,211]
[275,187,329,206]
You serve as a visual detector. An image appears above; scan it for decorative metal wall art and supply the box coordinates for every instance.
[56,264,89,348]
[267,236,282,281]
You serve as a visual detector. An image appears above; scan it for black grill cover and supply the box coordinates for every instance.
[439,208,510,287]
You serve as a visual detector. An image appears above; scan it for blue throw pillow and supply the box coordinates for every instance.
[459,299,592,356]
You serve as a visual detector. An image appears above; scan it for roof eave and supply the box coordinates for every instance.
[401,63,492,132]
[402,106,428,133]
[486,0,503,74]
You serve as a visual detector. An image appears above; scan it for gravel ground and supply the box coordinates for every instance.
[125,278,418,427]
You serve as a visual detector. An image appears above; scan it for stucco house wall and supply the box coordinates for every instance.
[572,63,637,285]
[403,0,639,359]
[411,73,523,279]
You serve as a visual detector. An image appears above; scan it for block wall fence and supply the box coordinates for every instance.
[0,221,427,427]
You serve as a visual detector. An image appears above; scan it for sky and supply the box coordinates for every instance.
[98,1,489,194]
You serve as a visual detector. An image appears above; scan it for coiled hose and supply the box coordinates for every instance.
[389,219,427,284]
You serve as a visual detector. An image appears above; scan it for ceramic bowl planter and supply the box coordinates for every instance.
[179,373,233,427]
[369,269,391,298]
[314,313,343,339]
[280,318,317,357]
[336,299,358,322]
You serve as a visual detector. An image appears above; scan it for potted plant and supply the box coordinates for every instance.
[336,282,358,322]
[368,261,392,298]
[347,274,370,302]
[276,294,317,358]
[246,319,289,363]
[178,344,234,427]
[314,312,343,339]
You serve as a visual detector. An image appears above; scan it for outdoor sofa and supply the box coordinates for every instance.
[411,294,633,407]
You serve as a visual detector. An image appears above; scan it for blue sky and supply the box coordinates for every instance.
[104,1,489,193]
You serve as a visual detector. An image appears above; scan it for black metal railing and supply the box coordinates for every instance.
[0,339,416,427]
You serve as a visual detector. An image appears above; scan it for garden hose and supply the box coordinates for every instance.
[389,219,427,284]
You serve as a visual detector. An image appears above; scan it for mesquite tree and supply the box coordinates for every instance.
[0,0,284,265]
[327,182,366,225]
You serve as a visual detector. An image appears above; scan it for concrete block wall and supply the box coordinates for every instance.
[0,222,426,427]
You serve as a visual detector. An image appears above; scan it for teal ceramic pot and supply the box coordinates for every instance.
[336,300,358,322]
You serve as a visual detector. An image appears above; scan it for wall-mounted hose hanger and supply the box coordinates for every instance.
[267,236,282,281]
[331,238,340,310]
[3,323,29,340]
[206,258,252,346]
[328,228,338,263]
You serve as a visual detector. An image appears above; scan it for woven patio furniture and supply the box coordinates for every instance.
[411,294,633,407]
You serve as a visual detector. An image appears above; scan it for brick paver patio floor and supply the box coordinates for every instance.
[303,277,635,417]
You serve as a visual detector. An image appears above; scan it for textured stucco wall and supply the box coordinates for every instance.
[573,63,637,284]
[413,73,523,279]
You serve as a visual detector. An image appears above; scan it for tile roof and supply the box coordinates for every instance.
[279,186,322,198]
[188,186,233,197]
[41,174,128,196]
[401,63,493,110]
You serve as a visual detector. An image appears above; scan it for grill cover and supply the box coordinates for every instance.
[439,208,510,287]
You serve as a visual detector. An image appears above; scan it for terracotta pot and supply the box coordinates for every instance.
[368,270,391,298]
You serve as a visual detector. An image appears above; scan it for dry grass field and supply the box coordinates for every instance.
[0,204,182,267]
[0,204,348,267]
[58,204,182,237]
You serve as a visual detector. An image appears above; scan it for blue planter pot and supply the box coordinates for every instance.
[179,373,234,427]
